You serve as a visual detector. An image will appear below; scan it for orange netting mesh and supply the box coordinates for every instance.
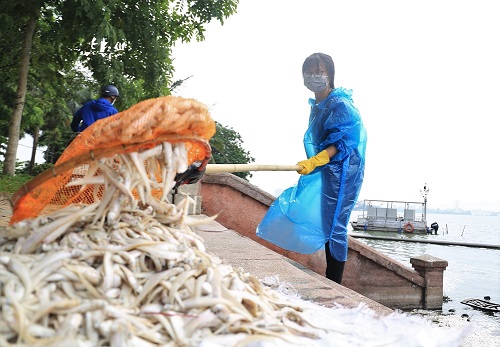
[10,96,215,224]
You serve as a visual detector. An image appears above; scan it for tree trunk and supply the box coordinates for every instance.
[2,12,38,175]
[29,126,40,174]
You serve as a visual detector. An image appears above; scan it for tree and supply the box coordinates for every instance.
[1,3,39,175]
[210,122,255,180]
[0,4,84,170]
[1,0,239,175]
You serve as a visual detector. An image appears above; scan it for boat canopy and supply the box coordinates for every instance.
[359,199,426,222]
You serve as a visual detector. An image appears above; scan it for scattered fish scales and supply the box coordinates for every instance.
[1,142,468,346]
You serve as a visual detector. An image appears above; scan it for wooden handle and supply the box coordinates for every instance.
[205,164,301,173]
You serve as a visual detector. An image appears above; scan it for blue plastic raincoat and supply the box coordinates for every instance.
[256,88,367,261]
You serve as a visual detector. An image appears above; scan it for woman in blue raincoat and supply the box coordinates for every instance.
[257,52,367,284]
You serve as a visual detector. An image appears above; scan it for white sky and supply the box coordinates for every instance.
[170,0,500,211]
[15,0,499,211]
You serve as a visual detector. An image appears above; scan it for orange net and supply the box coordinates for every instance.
[10,96,215,224]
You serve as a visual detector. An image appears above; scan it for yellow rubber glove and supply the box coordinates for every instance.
[296,149,330,175]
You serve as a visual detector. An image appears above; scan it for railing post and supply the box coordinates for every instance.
[410,255,448,309]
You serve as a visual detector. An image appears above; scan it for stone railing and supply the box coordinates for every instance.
[176,173,447,310]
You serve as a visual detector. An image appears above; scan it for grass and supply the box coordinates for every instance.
[0,174,33,194]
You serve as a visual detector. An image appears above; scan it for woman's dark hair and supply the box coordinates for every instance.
[302,53,335,89]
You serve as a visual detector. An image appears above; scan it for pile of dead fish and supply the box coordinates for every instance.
[0,143,326,346]
[0,143,468,346]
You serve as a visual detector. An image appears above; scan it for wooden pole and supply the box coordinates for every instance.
[205,164,301,173]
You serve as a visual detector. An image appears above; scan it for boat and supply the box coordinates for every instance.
[460,298,500,312]
[350,184,439,234]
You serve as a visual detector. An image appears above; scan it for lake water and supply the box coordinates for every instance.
[348,213,500,346]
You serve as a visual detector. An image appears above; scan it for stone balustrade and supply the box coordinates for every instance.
[174,172,447,310]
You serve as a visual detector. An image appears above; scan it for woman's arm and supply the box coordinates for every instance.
[325,145,337,159]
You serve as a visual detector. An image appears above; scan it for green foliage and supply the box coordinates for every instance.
[210,122,254,180]
[15,161,53,176]
[0,0,239,174]
[45,0,239,101]
[0,173,32,194]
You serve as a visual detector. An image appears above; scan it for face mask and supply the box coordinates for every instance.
[304,75,329,93]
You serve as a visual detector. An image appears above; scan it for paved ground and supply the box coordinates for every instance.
[190,215,392,315]
[0,193,12,227]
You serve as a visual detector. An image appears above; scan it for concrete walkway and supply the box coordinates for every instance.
[191,215,393,317]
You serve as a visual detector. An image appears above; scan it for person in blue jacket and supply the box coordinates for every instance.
[257,53,367,284]
[71,84,120,132]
